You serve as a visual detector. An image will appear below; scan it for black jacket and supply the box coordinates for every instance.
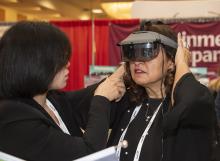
[0,85,110,161]
[107,73,215,161]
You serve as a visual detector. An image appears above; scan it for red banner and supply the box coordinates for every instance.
[108,20,140,65]
[171,22,220,77]
[108,21,220,78]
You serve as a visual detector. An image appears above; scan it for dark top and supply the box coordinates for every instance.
[215,91,220,123]
[107,73,215,161]
[119,98,163,161]
[0,85,110,161]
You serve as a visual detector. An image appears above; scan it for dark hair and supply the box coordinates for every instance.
[124,21,176,104]
[0,21,71,99]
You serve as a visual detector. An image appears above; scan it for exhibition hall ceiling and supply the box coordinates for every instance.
[0,0,219,20]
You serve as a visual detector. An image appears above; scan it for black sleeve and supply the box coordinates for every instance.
[63,79,127,129]
[65,84,99,109]
[108,92,131,128]
[0,96,110,161]
[215,91,220,123]
[62,84,100,129]
[163,73,215,130]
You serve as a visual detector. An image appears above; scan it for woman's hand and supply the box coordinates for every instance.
[94,65,126,102]
[175,33,191,68]
[171,33,191,105]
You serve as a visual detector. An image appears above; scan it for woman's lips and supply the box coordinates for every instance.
[134,68,146,73]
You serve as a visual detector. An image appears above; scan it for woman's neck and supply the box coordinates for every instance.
[33,93,60,125]
[33,93,47,107]
[145,85,166,99]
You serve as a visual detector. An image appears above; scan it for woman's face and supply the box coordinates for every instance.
[49,62,70,90]
[129,49,174,89]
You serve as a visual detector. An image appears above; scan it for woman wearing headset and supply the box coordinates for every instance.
[107,22,214,161]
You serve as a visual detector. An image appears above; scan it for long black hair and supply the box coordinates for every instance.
[0,21,71,99]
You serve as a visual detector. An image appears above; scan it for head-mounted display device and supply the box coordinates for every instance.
[118,31,177,62]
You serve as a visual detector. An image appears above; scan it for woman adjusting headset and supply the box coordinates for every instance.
[106,22,214,161]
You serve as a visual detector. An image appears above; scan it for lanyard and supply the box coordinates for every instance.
[116,104,142,157]
[46,99,70,135]
[116,101,163,161]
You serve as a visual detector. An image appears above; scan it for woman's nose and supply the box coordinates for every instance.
[66,61,70,68]
[133,61,143,65]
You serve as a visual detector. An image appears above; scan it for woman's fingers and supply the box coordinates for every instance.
[109,64,125,80]
[176,32,191,66]
[178,32,183,48]
[94,77,126,102]
[109,77,126,102]
[115,81,126,102]
[95,64,126,102]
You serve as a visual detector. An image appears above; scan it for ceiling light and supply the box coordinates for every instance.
[4,0,18,3]
[92,9,103,14]
[30,7,42,11]
[79,14,90,20]
[52,13,61,18]
[101,2,132,19]
[38,1,56,10]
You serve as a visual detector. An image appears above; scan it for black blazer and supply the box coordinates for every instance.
[107,73,215,161]
[0,85,111,161]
